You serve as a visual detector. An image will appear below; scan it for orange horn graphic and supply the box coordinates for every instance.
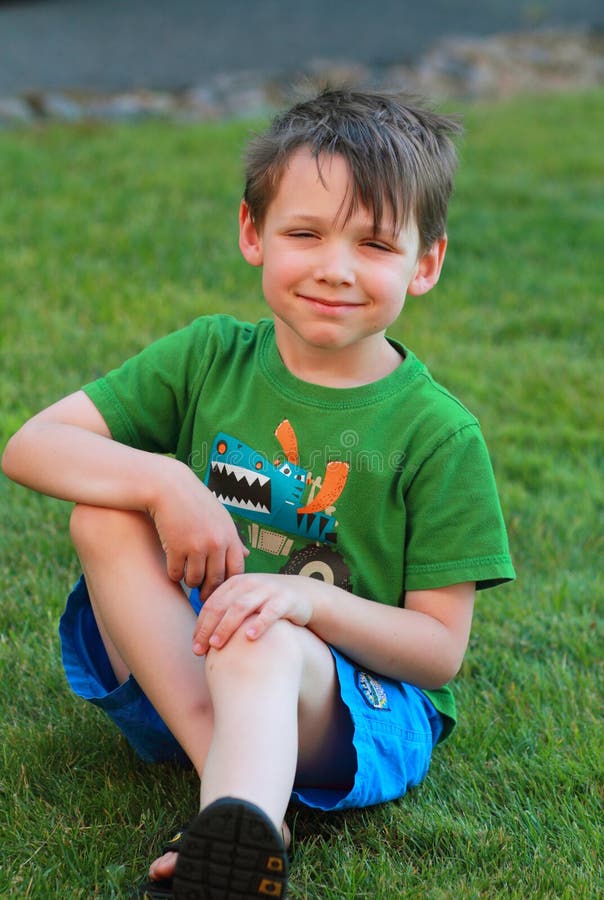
[297,460,350,514]
[275,419,299,465]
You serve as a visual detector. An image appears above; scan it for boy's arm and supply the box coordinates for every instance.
[192,573,474,689]
[2,390,247,593]
[308,580,475,689]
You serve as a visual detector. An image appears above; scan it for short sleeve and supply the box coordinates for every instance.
[82,320,208,454]
[404,423,515,591]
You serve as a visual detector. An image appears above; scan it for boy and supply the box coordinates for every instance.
[2,89,515,899]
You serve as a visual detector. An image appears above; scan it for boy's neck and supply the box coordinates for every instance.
[273,324,404,388]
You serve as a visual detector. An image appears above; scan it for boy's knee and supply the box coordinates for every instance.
[257,618,305,663]
[69,504,143,552]
[70,503,103,549]
[207,619,304,678]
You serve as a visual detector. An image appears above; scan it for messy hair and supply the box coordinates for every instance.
[244,88,463,251]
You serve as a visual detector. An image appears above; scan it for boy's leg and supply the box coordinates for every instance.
[164,614,352,897]
[150,617,351,882]
[86,587,130,685]
[199,614,353,829]
[71,504,353,803]
[71,505,354,883]
[70,504,214,775]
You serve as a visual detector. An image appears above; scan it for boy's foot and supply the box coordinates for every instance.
[146,820,291,887]
[172,797,288,899]
[137,826,184,899]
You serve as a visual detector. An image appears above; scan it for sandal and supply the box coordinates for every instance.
[172,797,288,899]
[136,825,187,899]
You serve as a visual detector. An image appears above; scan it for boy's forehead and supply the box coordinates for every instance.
[279,146,346,187]
[269,147,407,234]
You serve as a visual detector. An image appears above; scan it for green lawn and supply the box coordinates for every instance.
[1,89,602,898]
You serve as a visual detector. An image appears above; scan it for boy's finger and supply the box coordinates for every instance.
[207,607,255,649]
[245,598,283,640]
[192,613,214,655]
[225,541,248,579]
[193,611,230,654]
[166,549,186,582]
[198,552,227,602]
[192,591,226,652]
[183,554,206,588]
[193,583,251,652]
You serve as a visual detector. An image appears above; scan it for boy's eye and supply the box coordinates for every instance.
[364,240,392,252]
[288,231,316,239]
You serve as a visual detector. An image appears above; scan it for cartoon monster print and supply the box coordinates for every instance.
[205,419,349,546]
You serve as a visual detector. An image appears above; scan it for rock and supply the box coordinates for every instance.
[181,85,221,120]
[86,90,175,121]
[412,27,604,100]
[41,92,84,121]
[0,96,34,126]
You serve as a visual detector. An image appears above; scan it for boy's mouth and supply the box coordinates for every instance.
[297,293,361,310]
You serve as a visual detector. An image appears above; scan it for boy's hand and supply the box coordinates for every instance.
[148,463,248,599]
[191,573,316,655]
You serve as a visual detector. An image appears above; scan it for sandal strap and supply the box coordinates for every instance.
[133,822,191,898]
[137,876,174,899]
[160,825,188,855]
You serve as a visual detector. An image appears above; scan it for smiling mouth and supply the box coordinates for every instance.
[298,294,361,309]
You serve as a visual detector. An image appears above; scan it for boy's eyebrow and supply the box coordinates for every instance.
[280,213,331,225]
[277,213,340,231]
[284,212,324,222]
[280,212,395,235]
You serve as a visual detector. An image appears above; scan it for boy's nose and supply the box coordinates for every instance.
[313,243,356,287]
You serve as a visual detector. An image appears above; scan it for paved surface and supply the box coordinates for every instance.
[1,0,602,95]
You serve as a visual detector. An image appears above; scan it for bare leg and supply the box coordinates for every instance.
[87,588,130,685]
[201,616,353,828]
[150,618,352,882]
[70,504,214,775]
[70,505,354,885]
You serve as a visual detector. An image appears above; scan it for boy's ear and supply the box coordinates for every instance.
[407,236,447,296]
[238,200,264,267]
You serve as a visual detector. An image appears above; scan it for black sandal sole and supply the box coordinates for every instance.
[172,797,288,899]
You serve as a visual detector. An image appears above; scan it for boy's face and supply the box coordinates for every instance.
[239,148,445,381]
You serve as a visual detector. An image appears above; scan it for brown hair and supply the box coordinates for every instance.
[243,88,463,251]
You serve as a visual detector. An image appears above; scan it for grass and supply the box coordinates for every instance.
[1,89,602,898]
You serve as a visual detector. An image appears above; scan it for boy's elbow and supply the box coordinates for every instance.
[2,425,34,483]
[2,432,20,480]
[421,658,464,691]
[418,642,468,691]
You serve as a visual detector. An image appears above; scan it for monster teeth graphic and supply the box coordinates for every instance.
[215,494,270,513]
[208,461,271,515]
[214,462,269,486]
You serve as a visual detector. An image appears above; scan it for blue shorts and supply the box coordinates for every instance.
[60,576,443,811]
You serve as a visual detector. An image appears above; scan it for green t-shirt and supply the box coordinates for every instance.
[84,315,515,740]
